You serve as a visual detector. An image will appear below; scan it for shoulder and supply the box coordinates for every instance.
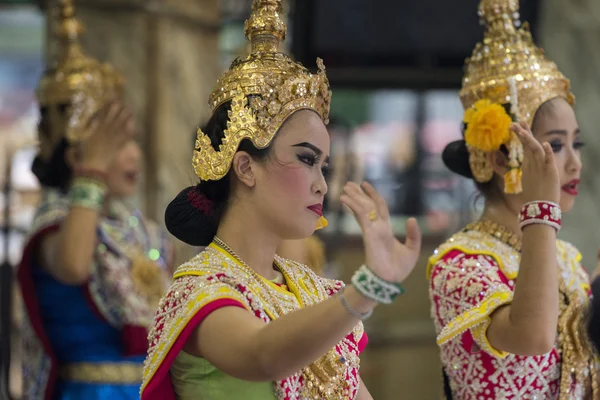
[427,228,519,281]
[276,256,343,297]
[556,239,582,263]
[155,248,258,325]
[556,239,590,291]
[172,247,248,287]
[28,189,69,235]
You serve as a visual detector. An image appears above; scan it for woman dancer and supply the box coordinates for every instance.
[140,1,423,399]
[18,1,171,398]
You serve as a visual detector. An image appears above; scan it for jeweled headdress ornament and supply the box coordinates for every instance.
[192,0,331,181]
[36,0,124,160]
[455,0,573,193]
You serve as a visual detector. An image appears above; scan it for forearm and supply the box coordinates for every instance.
[506,224,558,349]
[253,285,374,380]
[55,207,100,283]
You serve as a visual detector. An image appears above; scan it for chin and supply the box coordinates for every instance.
[281,221,316,241]
[558,195,575,214]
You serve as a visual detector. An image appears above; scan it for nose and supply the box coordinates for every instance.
[566,145,582,175]
[313,170,328,198]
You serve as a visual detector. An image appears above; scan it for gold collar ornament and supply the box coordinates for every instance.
[460,0,574,194]
[192,0,331,182]
[36,0,124,160]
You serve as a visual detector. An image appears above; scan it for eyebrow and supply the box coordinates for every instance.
[543,128,580,136]
[292,142,330,163]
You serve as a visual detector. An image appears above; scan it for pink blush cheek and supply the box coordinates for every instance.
[272,166,310,200]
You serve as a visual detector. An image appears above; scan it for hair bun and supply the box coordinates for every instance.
[442,140,473,179]
[164,186,218,247]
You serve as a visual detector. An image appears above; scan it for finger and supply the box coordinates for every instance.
[403,217,422,252]
[97,103,121,136]
[85,117,100,137]
[109,107,134,145]
[542,142,555,166]
[124,114,137,137]
[109,104,130,133]
[340,194,369,228]
[518,121,531,131]
[512,123,544,163]
[85,102,111,131]
[104,101,122,124]
[360,181,390,221]
[343,182,373,211]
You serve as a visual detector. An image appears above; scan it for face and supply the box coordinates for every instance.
[246,110,330,239]
[531,98,583,212]
[105,139,142,198]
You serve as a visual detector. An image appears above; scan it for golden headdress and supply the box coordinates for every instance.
[192,0,331,182]
[36,0,124,159]
[458,0,574,193]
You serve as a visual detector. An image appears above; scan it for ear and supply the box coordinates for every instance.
[231,151,256,188]
[487,149,509,177]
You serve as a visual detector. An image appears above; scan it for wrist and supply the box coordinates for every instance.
[75,166,108,182]
[519,201,562,232]
[69,176,108,211]
[341,285,377,314]
[351,264,406,304]
[80,159,110,174]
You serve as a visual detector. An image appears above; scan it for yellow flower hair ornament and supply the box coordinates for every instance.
[463,99,513,152]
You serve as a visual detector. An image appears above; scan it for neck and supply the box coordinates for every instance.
[481,196,523,238]
[215,202,281,280]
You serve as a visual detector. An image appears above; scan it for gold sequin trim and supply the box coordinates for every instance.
[59,362,142,384]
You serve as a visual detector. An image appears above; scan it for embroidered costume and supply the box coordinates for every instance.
[428,221,596,399]
[141,1,367,398]
[429,1,598,398]
[142,244,366,400]
[19,191,170,399]
[18,0,170,398]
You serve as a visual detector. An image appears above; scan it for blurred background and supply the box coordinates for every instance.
[2,0,600,398]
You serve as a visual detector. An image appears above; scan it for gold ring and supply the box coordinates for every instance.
[367,210,378,222]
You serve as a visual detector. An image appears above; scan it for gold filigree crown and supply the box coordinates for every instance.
[193,0,331,181]
[459,0,574,192]
[37,0,124,158]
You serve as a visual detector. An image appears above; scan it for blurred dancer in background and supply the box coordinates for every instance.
[18,0,171,398]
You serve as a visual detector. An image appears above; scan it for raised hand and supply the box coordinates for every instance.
[511,122,560,204]
[79,101,137,172]
[340,181,422,283]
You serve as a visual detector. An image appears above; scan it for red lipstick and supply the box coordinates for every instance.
[562,179,580,196]
[307,204,323,217]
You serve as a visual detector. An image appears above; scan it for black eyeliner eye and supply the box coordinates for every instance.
[550,144,562,152]
[297,154,318,166]
[574,141,585,149]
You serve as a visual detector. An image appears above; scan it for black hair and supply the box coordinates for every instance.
[165,101,271,246]
[442,368,453,399]
[31,105,73,192]
[442,99,557,202]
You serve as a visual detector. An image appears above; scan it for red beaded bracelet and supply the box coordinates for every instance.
[519,201,562,231]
